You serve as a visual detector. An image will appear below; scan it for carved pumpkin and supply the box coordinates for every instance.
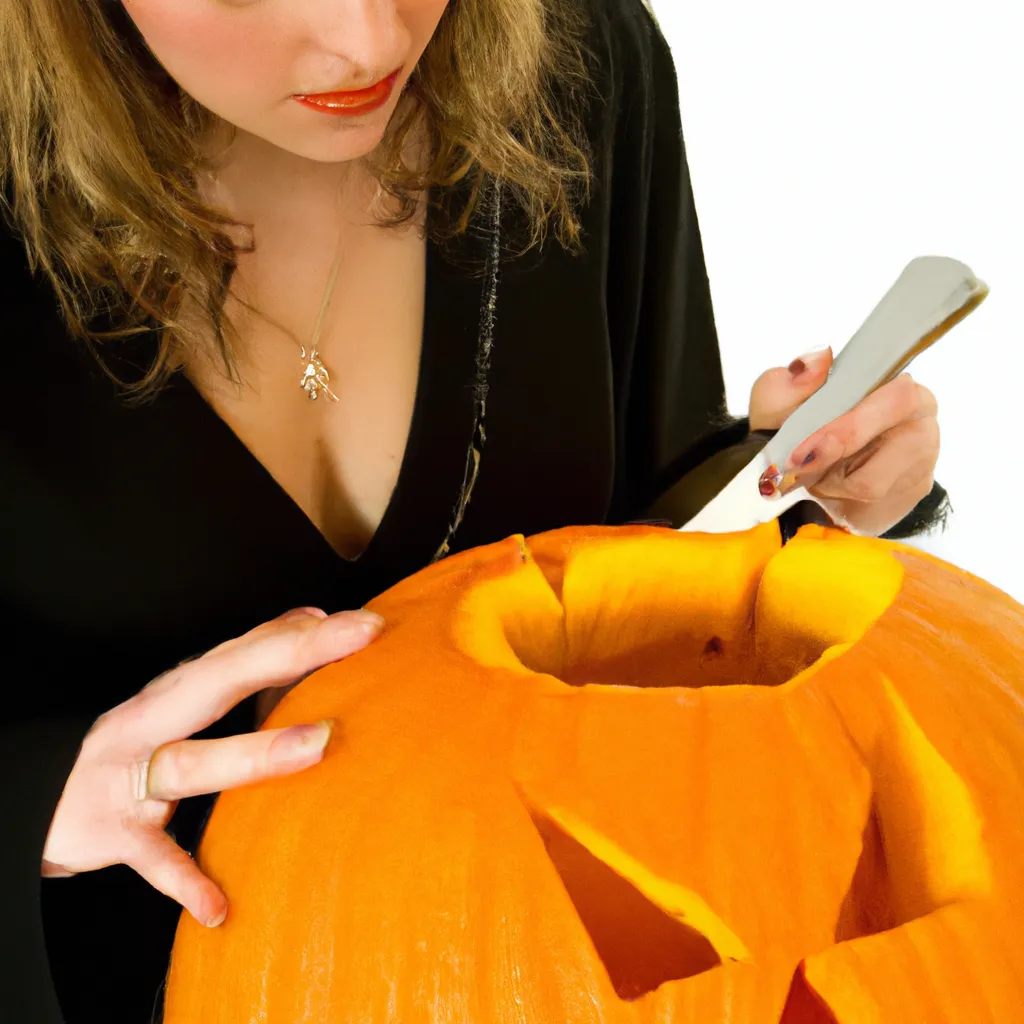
[165,523,1024,1023]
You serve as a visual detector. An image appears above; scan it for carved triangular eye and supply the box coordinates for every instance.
[530,809,741,1000]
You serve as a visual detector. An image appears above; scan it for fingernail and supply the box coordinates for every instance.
[789,347,831,376]
[277,720,333,760]
[206,907,228,929]
[758,464,784,497]
[787,448,817,470]
[346,610,385,633]
[281,607,327,624]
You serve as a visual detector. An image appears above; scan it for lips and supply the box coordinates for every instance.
[293,70,401,116]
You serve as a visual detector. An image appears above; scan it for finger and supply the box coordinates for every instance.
[129,608,330,704]
[133,608,383,741]
[793,412,938,499]
[809,418,939,507]
[146,721,334,802]
[748,348,833,432]
[787,375,938,474]
[126,827,229,929]
[204,606,330,660]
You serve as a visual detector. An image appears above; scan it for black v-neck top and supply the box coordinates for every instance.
[0,2,941,1021]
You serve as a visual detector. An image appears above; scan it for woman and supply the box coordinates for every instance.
[0,0,945,1021]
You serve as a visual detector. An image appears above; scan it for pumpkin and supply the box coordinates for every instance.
[164,523,1024,1023]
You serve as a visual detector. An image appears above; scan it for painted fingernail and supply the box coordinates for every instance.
[758,464,784,497]
[786,447,818,471]
[788,348,831,376]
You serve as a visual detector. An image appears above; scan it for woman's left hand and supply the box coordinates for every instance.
[748,347,940,537]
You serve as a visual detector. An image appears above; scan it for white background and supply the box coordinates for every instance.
[649,0,1023,602]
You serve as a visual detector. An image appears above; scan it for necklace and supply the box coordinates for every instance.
[298,218,346,403]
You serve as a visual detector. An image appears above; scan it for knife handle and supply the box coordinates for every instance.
[760,255,989,482]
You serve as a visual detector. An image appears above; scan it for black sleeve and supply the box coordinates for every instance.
[0,718,94,1024]
[607,0,949,538]
[603,0,747,525]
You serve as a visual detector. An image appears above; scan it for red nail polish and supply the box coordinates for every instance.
[758,464,783,497]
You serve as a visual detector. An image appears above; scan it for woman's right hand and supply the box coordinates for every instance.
[41,606,384,929]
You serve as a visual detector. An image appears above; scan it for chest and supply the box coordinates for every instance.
[186,221,426,560]
[4,198,618,697]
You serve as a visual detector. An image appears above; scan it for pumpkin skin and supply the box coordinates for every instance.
[164,523,1024,1023]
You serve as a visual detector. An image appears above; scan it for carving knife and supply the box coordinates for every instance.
[678,256,989,534]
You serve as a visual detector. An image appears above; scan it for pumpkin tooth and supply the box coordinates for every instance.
[781,902,1018,1023]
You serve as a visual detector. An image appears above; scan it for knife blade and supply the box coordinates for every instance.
[678,255,989,535]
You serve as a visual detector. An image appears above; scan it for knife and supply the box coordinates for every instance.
[678,255,989,534]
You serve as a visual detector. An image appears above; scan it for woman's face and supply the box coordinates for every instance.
[120,0,450,165]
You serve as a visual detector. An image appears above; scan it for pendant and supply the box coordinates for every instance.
[299,348,339,403]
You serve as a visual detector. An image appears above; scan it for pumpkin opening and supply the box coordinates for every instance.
[459,527,905,690]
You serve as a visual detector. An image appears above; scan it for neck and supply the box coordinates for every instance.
[199,123,368,226]
[198,113,431,228]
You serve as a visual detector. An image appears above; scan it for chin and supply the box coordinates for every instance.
[272,110,395,164]
[285,133,387,164]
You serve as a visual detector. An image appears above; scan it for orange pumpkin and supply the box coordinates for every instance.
[164,523,1024,1023]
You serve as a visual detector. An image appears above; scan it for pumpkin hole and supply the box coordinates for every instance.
[702,636,724,659]
[480,531,900,690]
[518,615,831,690]
[511,567,832,691]
[531,812,722,1000]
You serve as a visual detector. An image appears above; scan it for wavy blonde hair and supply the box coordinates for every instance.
[0,0,592,395]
